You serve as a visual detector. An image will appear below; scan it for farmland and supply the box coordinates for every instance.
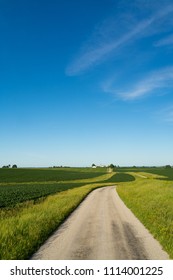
[0,182,86,208]
[0,168,109,208]
[0,166,173,259]
[0,167,107,183]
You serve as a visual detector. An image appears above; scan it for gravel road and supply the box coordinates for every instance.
[31,186,169,260]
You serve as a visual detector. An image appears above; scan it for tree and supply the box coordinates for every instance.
[12,164,17,168]
[165,165,171,169]
[108,164,115,169]
[2,165,10,168]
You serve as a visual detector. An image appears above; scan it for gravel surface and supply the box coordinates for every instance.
[31,186,169,260]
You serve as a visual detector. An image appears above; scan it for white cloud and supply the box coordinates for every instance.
[158,105,173,123]
[165,108,173,122]
[66,18,153,76]
[102,67,173,100]
[155,34,173,47]
[66,4,173,76]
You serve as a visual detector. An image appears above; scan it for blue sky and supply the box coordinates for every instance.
[1,0,173,167]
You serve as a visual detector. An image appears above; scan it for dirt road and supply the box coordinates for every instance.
[31,186,169,260]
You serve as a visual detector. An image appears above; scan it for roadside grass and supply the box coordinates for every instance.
[0,182,112,260]
[117,176,173,259]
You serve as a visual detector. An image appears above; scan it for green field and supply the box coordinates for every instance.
[0,167,173,259]
[0,167,107,183]
[0,182,86,207]
[0,168,109,208]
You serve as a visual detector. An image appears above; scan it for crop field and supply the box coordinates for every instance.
[0,168,134,208]
[0,182,86,208]
[0,168,111,208]
[0,167,106,183]
[116,166,173,180]
[0,166,173,259]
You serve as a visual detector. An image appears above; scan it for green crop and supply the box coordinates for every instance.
[0,167,106,183]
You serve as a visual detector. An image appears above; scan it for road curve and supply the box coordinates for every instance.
[31,186,169,260]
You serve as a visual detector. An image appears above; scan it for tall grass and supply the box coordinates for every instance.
[117,175,173,259]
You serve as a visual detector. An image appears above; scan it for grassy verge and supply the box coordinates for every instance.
[0,182,111,260]
[117,174,173,259]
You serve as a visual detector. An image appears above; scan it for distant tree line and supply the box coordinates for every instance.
[2,164,17,168]
[91,164,172,169]
[165,165,172,169]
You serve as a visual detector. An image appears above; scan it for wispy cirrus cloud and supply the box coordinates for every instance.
[66,3,173,76]
[157,105,173,123]
[66,18,153,76]
[155,33,173,47]
[102,67,173,100]
[164,107,173,122]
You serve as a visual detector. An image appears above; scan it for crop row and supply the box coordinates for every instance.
[0,182,85,207]
[0,168,106,183]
